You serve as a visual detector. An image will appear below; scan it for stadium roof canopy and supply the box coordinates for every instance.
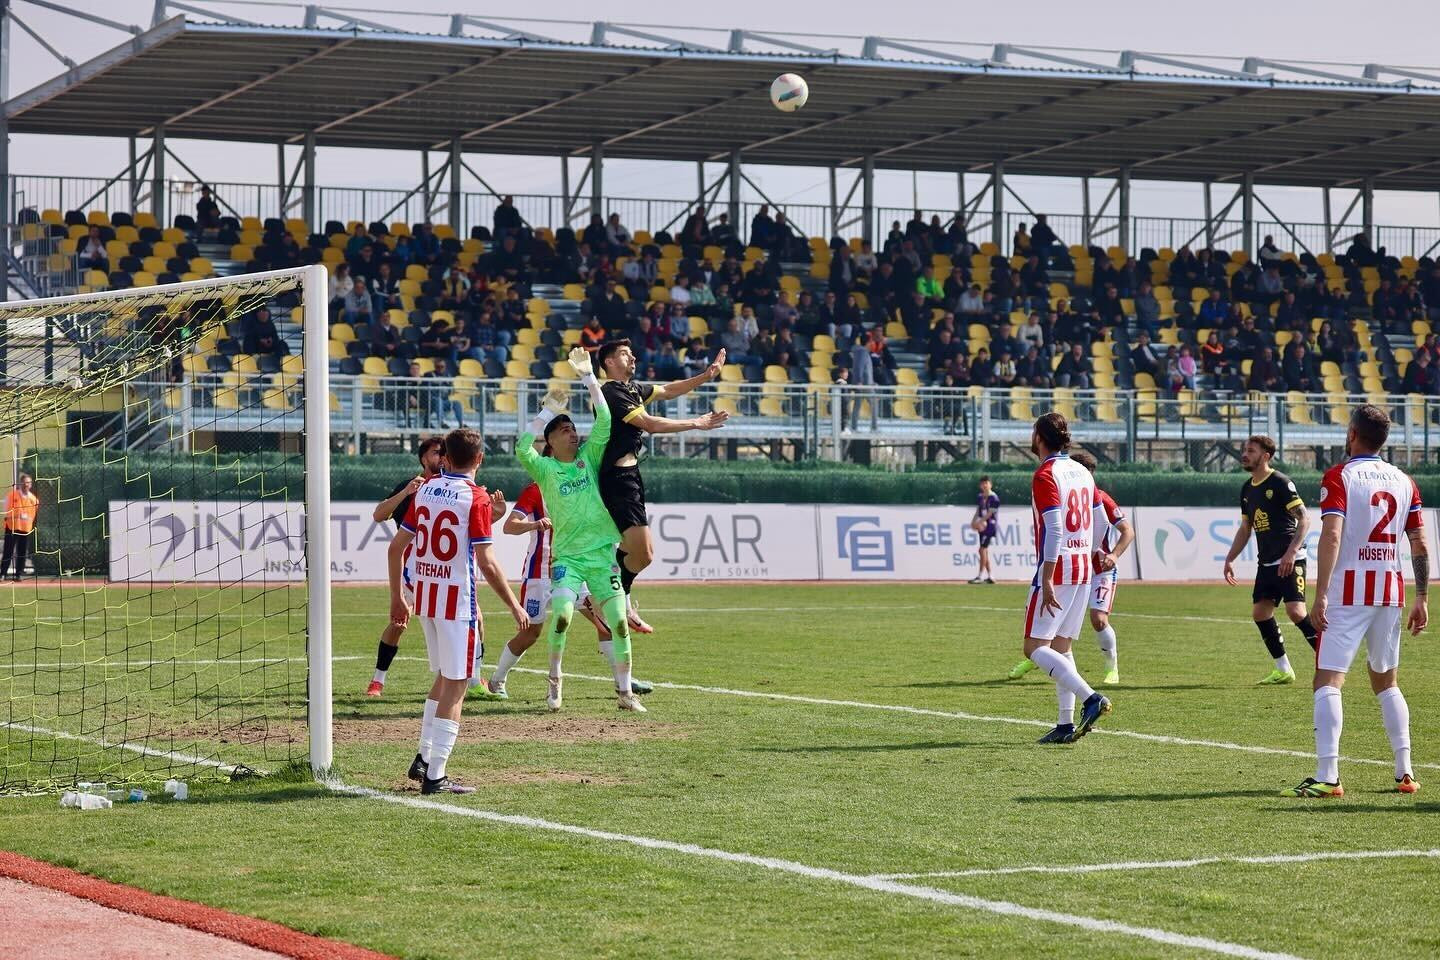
[10,5,1440,190]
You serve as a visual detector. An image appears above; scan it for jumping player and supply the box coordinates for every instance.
[596,340,730,634]
[1223,434,1319,685]
[518,348,645,713]
[367,436,444,697]
[388,428,528,794]
[486,476,652,698]
[969,475,999,585]
[1024,412,1112,745]
[1283,405,1425,797]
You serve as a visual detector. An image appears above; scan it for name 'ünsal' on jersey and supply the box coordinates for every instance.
[400,471,494,621]
[1032,453,1097,586]
[1319,455,1423,607]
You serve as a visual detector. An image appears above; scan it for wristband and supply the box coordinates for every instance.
[526,409,557,436]
[580,373,598,388]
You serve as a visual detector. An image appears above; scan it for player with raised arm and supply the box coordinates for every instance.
[969,475,1000,585]
[597,340,730,634]
[1222,435,1320,686]
[366,436,444,697]
[486,476,638,699]
[388,429,528,794]
[519,348,646,713]
[1024,413,1112,745]
[1283,405,1426,798]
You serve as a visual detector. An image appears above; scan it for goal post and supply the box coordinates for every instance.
[0,263,332,793]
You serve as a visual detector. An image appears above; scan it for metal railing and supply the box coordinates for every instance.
[89,376,1440,465]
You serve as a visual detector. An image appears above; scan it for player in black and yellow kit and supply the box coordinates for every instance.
[1222,434,1319,685]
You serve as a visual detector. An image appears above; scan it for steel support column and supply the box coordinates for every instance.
[828,167,838,236]
[277,143,286,220]
[302,131,316,228]
[1081,176,1092,247]
[1362,178,1375,238]
[0,0,9,304]
[1117,167,1131,253]
[560,156,570,227]
[152,124,165,226]
[1203,181,1213,250]
[591,142,604,219]
[449,140,463,236]
[128,136,139,211]
[991,161,1005,249]
[861,156,875,245]
[1323,187,1332,253]
[728,150,742,227]
[1241,172,1254,255]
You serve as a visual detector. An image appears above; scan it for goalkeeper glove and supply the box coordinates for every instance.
[567,346,595,380]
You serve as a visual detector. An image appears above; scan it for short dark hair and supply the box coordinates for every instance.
[1247,434,1277,458]
[1350,404,1391,451]
[597,339,632,372]
[417,436,445,464]
[1070,450,1098,473]
[1034,411,1071,452]
[979,475,991,484]
[443,428,482,471]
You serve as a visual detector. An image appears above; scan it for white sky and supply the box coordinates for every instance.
[9,0,1440,228]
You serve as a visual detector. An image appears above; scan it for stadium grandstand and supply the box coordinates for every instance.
[11,2,1440,465]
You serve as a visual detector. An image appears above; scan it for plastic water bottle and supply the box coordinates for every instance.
[164,779,188,800]
[79,793,112,810]
[60,791,80,808]
[127,788,147,803]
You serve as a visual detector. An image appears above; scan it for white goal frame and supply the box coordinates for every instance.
[0,263,333,774]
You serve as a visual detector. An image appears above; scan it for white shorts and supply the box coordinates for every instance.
[519,579,590,623]
[1317,604,1403,674]
[1024,582,1088,642]
[1088,568,1118,613]
[419,616,479,681]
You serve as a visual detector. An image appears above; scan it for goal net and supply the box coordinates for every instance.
[0,265,332,794]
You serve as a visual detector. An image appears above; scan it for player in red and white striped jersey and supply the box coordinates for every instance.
[389,429,528,795]
[1022,413,1112,744]
[1075,450,1134,686]
[1283,405,1427,798]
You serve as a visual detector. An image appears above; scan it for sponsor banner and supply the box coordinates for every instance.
[814,505,1140,582]
[1133,506,1440,582]
[109,501,820,583]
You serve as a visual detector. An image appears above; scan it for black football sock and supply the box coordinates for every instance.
[1296,615,1320,651]
[376,638,400,672]
[620,562,638,595]
[1256,617,1285,660]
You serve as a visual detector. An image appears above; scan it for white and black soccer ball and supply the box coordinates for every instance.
[770,74,809,112]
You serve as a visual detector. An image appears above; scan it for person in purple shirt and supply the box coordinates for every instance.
[970,475,1001,584]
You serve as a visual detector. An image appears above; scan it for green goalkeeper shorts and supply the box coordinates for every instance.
[550,550,624,607]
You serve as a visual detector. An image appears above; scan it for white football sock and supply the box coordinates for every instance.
[548,652,564,679]
[1313,685,1343,783]
[372,669,387,684]
[1095,626,1117,670]
[597,639,617,669]
[1377,687,1412,779]
[1030,646,1095,701]
[1057,652,1077,725]
[1275,653,1293,673]
[427,717,460,780]
[418,698,438,763]
[490,644,522,686]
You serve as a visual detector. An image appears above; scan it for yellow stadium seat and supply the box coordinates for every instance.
[331,323,356,343]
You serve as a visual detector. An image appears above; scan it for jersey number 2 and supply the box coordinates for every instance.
[1368,491,1398,544]
[1065,489,1092,532]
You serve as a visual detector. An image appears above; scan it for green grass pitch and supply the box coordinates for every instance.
[3,581,1439,959]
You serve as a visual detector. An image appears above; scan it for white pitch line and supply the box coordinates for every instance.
[508,666,1440,773]
[1,720,248,773]
[326,779,1302,960]
[870,848,1440,881]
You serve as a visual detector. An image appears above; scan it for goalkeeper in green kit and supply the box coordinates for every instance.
[518,347,645,713]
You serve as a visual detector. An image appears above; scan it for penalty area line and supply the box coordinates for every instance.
[870,848,1440,881]
[326,779,1304,960]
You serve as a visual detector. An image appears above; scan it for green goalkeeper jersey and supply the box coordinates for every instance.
[517,398,620,559]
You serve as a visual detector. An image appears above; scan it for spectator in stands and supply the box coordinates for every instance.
[1198,288,1229,328]
[1116,256,1143,297]
[795,290,820,333]
[867,261,898,315]
[605,213,632,255]
[622,250,658,300]
[829,244,854,296]
[370,309,400,358]
[1012,222,1032,258]
[1235,315,1264,355]
[1197,249,1226,288]
[1095,283,1124,325]
[1038,310,1062,357]
[905,210,928,248]
[1092,255,1121,293]
[719,316,752,364]
[738,305,760,341]
[896,240,923,282]
[710,282,735,323]
[944,350,971,387]
[898,290,930,340]
[1056,342,1092,389]
[1283,341,1319,392]
[970,347,994,388]
[679,205,708,257]
[1129,331,1162,380]
[1020,255,1049,303]
[993,348,1018,388]
[767,211,803,262]
[369,261,401,316]
[348,243,377,282]
[439,265,470,310]
[469,309,508,365]
[817,291,842,338]
[1168,247,1203,295]
[426,359,464,428]
[771,290,799,331]
[328,262,351,310]
[681,338,710,377]
[749,204,775,249]
[916,264,944,308]
[957,283,985,317]
[990,269,1019,315]
[1201,330,1225,374]
[76,225,108,274]
[195,185,221,229]
[1017,312,1045,354]
[1271,290,1303,332]
[689,276,716,313]
[992,320,1023,363]
[1344,232,1376,267]
[485,234,528,288]
[493,195,523,243]
[710,213,738,252]
[1397,278,1426,323]
[1258,235,1283,269]
[1132,280,1161,338]
[928,327,962,383]
[419,317,454,361]
[1170,344,1198,393]
[853,241,878,286]
[669,274,693,308]
[741,261,777,307]
[580,316,606,355]
[942,264,969,308]
[1227,259,1255,304]
[1255,265,1285,308]
[667,304,689,345]
[1017,344,1052,389]
[1403,348,1438,395]
[241,307,286,357]
[946,215,974,259]
[1248,346,1281,392]
[1030,215,1059,264]
[632,314,664,367]
[343,278,373,325]
[498,287,524,331]
[345,223,372,259]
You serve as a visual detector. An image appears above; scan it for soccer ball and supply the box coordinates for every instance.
[770,74,808,112]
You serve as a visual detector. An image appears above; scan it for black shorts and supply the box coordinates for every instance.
[600,466,648,533]
[1253,561,1307,605]
[979,530,996,548]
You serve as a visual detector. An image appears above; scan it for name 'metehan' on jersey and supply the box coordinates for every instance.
[1320,456,1423,607]
[1032,454,1097,585]
[400,472,494,621]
